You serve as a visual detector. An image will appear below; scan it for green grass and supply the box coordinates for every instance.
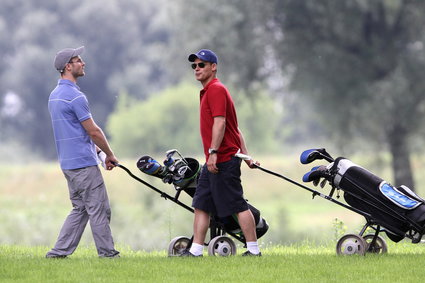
[2,243,425,282]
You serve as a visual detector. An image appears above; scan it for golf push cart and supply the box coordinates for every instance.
[237,149,425,255]
[113,149,269,256]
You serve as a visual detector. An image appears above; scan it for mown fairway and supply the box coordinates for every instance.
[2,243,425,282]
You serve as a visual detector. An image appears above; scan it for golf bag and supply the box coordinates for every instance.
[302,148,425,243]
[136,151,269,242]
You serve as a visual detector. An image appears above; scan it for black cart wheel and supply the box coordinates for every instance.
[363,234,388,254]
[207,236,237,256]
[168,236,191,256]
[336,234,367,256]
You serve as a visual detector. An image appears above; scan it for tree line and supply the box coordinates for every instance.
[1,0,425,188]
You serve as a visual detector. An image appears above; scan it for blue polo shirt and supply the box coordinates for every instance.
[48,79,98,170]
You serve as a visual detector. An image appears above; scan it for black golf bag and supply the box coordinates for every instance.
[330,157,425,242]
[302,148,425,244]
[135,150,269,249]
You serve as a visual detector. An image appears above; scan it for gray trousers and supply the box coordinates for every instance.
[46,166,119,257]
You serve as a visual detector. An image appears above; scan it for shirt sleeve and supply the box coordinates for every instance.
[72,95,92,122]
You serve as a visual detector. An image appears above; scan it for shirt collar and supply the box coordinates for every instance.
[58,79,80,91]
[200,78,219,97]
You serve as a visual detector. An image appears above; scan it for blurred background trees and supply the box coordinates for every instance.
[266,0,425,189]
[1,0,425,188]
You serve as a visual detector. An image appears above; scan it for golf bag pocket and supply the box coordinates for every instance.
[220,203,269,240]
[379,182,421,210]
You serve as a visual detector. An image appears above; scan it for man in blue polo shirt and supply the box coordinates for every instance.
[46,46,119,258]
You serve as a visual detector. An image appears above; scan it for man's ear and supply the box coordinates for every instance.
[63,63,71,73]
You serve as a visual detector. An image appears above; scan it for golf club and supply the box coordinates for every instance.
[234,153,366,215]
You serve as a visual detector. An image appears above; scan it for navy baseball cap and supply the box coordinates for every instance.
[188,49,218,64]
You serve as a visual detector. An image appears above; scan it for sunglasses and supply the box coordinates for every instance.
[69,59,83,64]
[191,62,208,69]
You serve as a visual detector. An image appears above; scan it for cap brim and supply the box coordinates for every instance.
[73,46,85,57]
[188,54,198,62]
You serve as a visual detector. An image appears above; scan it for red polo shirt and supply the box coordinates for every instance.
[199,78,241,163]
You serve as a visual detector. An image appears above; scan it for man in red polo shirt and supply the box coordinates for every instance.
[181,49,261,257]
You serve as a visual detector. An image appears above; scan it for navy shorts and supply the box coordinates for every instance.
[192,157,249,218]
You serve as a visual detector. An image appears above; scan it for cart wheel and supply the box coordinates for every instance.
[336,234,367,256]
[207,236,237,256]
[363,234,388,254]
[168,236,191,257]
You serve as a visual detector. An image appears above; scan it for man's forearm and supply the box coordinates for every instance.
[90,128,114,156]
[238,128,249,154]
[211,117,226,150]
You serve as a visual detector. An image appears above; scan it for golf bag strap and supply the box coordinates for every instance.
[332,158,365,187]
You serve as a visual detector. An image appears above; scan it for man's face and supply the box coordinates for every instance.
[67,56,85,78]
[191,58,216,83]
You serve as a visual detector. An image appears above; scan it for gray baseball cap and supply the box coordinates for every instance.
[54,46,85,72]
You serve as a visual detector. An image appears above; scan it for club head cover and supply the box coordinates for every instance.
[302,165,329,184]
[137,156,162,176]
[310,166,321,186]
[300,148,334,164]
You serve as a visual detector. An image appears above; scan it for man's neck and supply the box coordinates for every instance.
[61,74,77,83]
[201,76,216,88]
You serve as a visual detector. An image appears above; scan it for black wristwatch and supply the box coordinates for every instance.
[208,148,218,155]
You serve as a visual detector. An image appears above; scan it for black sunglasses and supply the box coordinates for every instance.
[191,62,208,69]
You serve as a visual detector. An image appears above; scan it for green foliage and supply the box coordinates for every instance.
[107,83,281,158]
[273,0,425,138]
[107,83,202,157]
[3,0,425,189]
[267,0,425,187]
[332,218,347,243]
[0,0,174,157]
[235,91,280,153]
[170,0,268,96]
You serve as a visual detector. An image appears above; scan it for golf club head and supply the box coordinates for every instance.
[137,155,163,177]
[300,148,334,164]
[166,149,178,159]
[320,178,327,188]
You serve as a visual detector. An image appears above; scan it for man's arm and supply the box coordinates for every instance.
[81,118,118,170]
[207,116,226,174]
[239,128,259,168]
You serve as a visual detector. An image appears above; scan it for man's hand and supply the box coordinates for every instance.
[105,155,119,170]
[245,159,260,169]
[207,154,219,174]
